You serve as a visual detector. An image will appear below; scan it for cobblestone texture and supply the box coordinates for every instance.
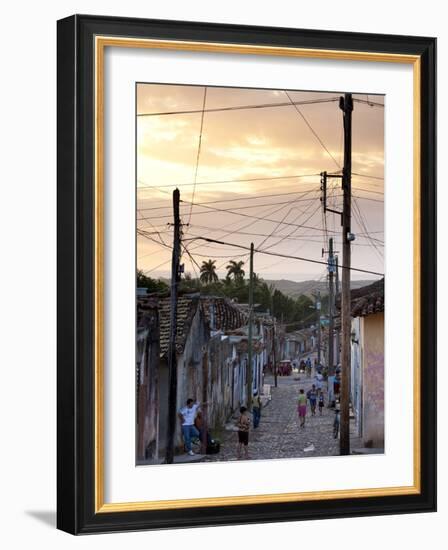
[202,372,358,463]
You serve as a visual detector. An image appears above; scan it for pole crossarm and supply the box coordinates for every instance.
[320,171,343,219]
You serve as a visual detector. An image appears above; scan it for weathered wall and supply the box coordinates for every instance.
[136,307,160,462]
[361,312,384,448]
[175,304,209,450]
[207,335,233,428]
[232,359,246,412]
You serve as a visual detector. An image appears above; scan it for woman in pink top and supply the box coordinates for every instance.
[297,388,307,427]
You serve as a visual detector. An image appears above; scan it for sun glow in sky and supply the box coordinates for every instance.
[137,84,384,282]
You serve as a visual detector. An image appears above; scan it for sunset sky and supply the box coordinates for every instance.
[136,84,384,283]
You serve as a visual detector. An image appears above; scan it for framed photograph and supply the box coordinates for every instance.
[57,14,436,534]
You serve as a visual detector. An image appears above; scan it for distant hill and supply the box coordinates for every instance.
[265,278,378,298]
[154,275,378,299]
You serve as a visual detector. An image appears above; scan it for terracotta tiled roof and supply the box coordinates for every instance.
[137,293,201,358]
[137,295,158,327]
[136,293,264,359]
[200,296,248,331]
[159,294,201,357]
[350,278,384,317]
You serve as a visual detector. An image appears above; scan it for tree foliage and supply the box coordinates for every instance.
[136,269,169,293]
[199,259,219,284]
[137,259,317,330]
[225,260,245,282]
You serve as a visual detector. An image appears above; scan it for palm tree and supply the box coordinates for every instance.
[226,260,245,282]
[199,259,219,284]
[252,272,261,286]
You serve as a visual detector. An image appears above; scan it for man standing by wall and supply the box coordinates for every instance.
[178,398,201,456]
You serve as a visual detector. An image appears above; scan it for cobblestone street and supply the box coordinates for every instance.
[203,371,350,463]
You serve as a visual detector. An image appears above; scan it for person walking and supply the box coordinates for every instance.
[333,405,340,439]
[178,398,201,456]
[307,384,318,416]
[315,371,324,394]
[306,356,312,377]
[252,391,262,429]
[236,406,251,459]
[297,388,307,428]
[318,392,325,415]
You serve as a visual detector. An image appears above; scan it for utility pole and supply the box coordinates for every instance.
[201,350,209,455]
[339,92,353,456]
[247,242,254,410]
[335,255,340,365]
[328,238,335,378]
[165,188,181,464]
[316,291,321,367]
[273,319,278,388]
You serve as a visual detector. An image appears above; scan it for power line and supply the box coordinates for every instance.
[137,198,324,222]
[352,194,383,203]
[354,198,385,249]
[352,198,384,261]
[137,188,321,212]
[136,183,381,213]
[142,257,172,274]
[137,212,169,246]
[136,173,381,195]
[353,98,384,108]
[137,197,332,224]
[186,236,384,277]
[138,201,382,243]
[137,172,322,191]
[141,224,383,248]
[171,196,295,275]
[352,186,383,196]
[259,202,322,252]
[253,189,318,250]
[181,243,201,278]
[183,248,248,260]
[137,229,172,250]
[185,224,382,243]
[187,225,326,239]
[284,90,341,170]
[137,97,340,117]
[187,86,207,226]
[352,172,383,181]
[141,201,339,233]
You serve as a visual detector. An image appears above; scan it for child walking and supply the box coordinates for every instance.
[236,406,251,459]
[318,392,324,415]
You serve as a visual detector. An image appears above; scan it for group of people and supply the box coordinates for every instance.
[179,390,262,459]
[293,356,313,376]
[297,384,325,427]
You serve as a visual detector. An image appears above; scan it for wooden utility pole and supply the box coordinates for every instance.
[201,350,209,455]
[328,237,335,377]
[271,295,278,388]
[247,242,254,410]
[165,188,181,464]
[316,291,321,367]
[335,255,340,365]
[339,93,353,456]
[273,319,278,388]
